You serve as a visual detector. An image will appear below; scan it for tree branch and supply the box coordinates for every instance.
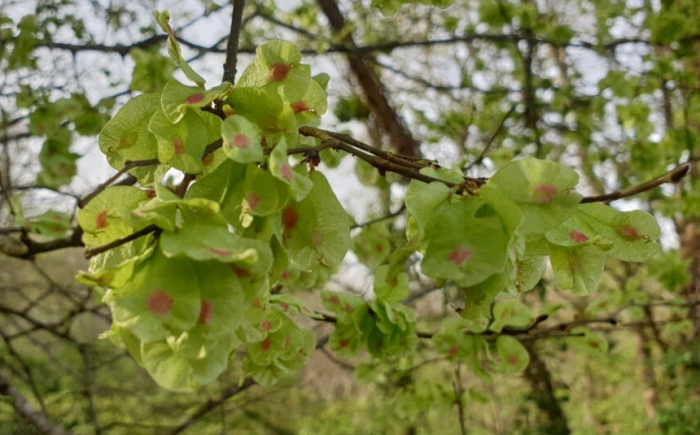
[581,163,690,203]
[83,225,159,259]
[0,372,70,435]
[222,0,246,84]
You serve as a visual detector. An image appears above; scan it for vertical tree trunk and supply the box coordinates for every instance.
[636,325,658,419]
[522,344,571,435]
[679,216,700,338]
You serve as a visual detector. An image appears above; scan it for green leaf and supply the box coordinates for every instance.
[489,300,534,333]
[420,196,510,287]
[243,312,315,385]
[99,93,161,183]
[129,48,176,93]
[352,222,392,269]
[373,265,409,303]
[291,79,328,127]
[486,157,582,235]
[77,238,155,289]
[107,249,201,342]
[405,168,461,239]
[516,256,547,292]
[77,186,150,248]
[228,88,297,145]
[549,244,606,295]
[576,203,661,262]
[280,171,350,270]
[220,114,264,163]
[647,250,690,292]
[141,331,239,392]
[269,138,313,201]
[237,40,311,103]
[366,301,417,358]
[36,137,79,189]
[372,0,455,15]
[160,209,272,276]
[149,109,220,174]
[492,336,529,374]
[569,327,609,353]
[161,79,231,124]
[28,210,72,239]
[432,318,491,381]
[153,11,206,87]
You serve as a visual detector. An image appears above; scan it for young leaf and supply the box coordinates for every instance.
[549,244,606,295]
[160,209,272,276]
[220,115,264,163]
[373,265,409,303]
[107,249,201,342]
[489,300,534,333]
[153,11,206,87]
[577,203,661,262]
[486,157,582,235]
[269,138,313,201]
[161,79,231,124]
[280,171,350,270]
[236,40,311,103]
[492,335,530,374]
[77,186,150,248]
[352,222,393,269]
[141,332,239,392]
[420,196,510,287]
[99,93,162,183]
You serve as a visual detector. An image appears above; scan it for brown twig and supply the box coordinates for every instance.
[0,372,70,435]
[581,163,690,203]
[84,225,159,259]
[351,204,406,229]
[77,159,158,208]
[222,0,246,84]
[467,104,517,171]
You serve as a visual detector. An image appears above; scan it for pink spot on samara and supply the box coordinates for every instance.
[570,230,589,243]
[532,184,559,204]
[269,63,291,81]
[280,163,294,181]
[282,205,298,232]
[173,137,184,155]
[233,133,249,149]
[281,270,291,280]
[228,264,250,278]
[208,247,231,257]
[338,339,349,348]
[449,345,458,357]
[260,320,272,332]
[328,295,340,305]
[198,299,213,325]
[280,303,290,310]
[145,189,156,199]
[291,100,309,114]
[618,225,643,240]
[244,193,260,211]
[95,210,109,229]
[146,290,173,316]
[186,93,205,104]
[448,246,472,266]
[344,303,353,312]
[261,338,272,352]
[311,230,324,247]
